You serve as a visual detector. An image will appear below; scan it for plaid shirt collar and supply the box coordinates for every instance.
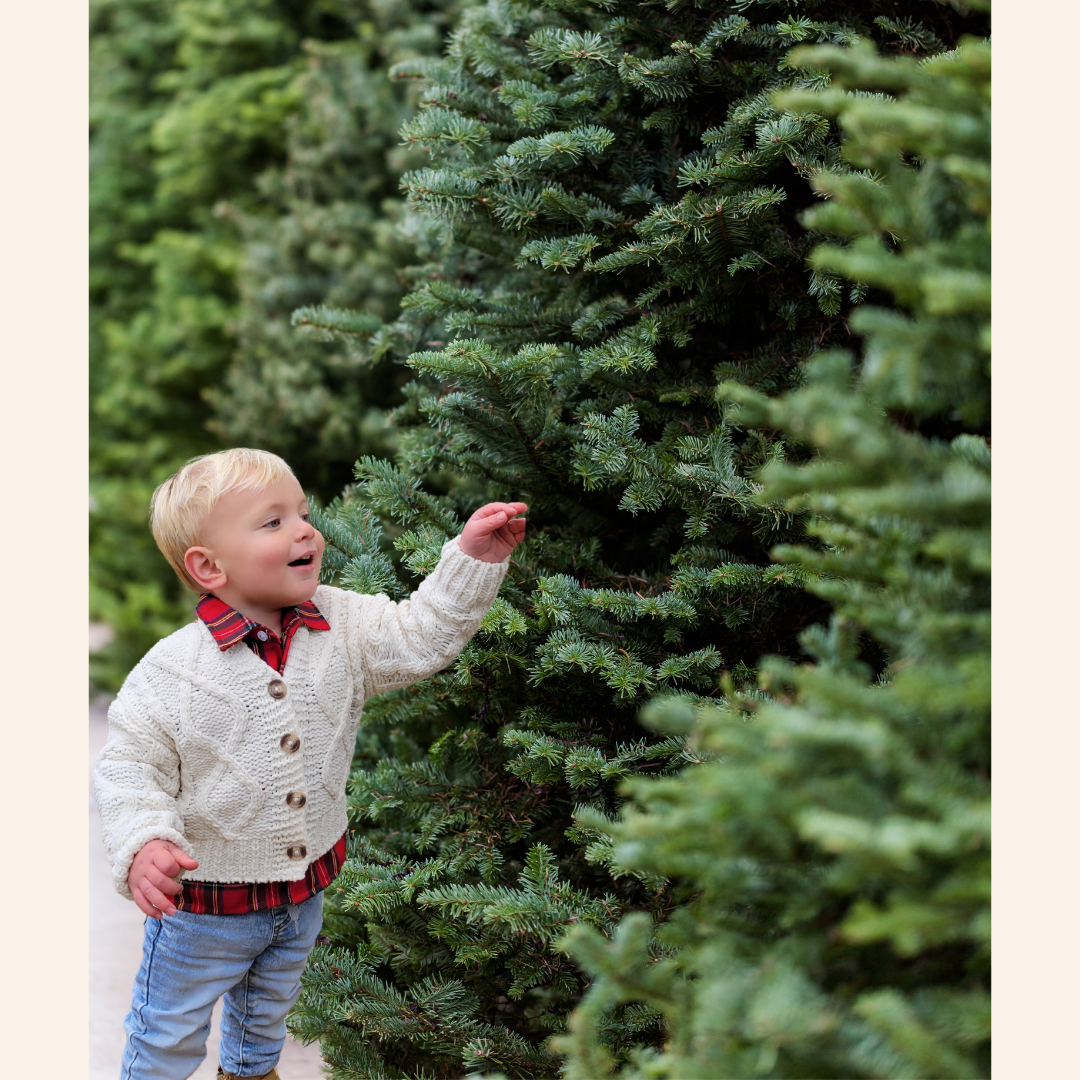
[196,594,330,650]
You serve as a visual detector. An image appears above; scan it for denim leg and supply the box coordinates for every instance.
[120,910,274,1080]
[218,892,324,1076]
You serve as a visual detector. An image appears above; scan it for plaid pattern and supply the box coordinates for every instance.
[184,593,342,913]
[176,833,346,915]
[196,593,330,674]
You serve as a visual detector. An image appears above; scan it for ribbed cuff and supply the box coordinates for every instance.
[426,537,509,608]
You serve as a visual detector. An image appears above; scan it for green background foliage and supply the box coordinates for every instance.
[90,0,458,687]
[207,1,468,487]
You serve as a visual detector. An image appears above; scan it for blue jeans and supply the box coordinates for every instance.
[120,892,324,1080]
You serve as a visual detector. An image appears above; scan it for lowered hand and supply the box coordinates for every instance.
[128,839,200,919]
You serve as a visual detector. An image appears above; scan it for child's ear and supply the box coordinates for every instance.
[184,546,227,592]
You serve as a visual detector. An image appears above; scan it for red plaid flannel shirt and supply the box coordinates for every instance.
[175,594,345,915]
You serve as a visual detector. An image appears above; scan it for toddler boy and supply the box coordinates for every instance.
[93,448,526,1080]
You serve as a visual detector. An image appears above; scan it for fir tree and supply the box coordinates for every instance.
[90,0,188,683]
[554,35,990,1080]
[91,0,378,687]
[289,3,988,1076]
[207,1,466,494]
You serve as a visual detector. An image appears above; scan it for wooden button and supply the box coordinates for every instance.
[286,791,306,809]
[280,733,300,754]
[268,679,287,700]
[287,845,307,860]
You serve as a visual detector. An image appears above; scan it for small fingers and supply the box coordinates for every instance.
[165,843,200,871]
[150,851,179,877]
[477,502,527,519]
[146,869,184,898]
[481,509,527,533]
[132,887,163,920]
[140,880,178,917]
[153,846,197,877]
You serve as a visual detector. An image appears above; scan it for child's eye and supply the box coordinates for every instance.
[264,517,281,528]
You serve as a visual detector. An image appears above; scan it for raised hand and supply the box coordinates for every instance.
[457,502,528,564]
[127,838,200,919]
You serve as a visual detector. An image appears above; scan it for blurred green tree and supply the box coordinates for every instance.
[90,0,448,687]
[207,2,464,494]
[90,0,186,681]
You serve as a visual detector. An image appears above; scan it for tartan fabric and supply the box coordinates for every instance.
[176,833,346,915]
[186,593,341,913]
[196,593,330,674]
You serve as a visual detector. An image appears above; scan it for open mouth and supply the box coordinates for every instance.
[289,554,315,567]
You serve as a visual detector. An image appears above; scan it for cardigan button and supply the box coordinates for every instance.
[268,679,287,700]
[287,845,307,860]
[286,791,307,809]
[280,733,300,754]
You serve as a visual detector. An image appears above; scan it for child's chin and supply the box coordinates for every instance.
[282,580,319,605]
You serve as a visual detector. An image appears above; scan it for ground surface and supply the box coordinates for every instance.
[90,694,329,1080]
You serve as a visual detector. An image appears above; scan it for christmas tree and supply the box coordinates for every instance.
[555,35,990,1080]
[289,2,988,1075]
[91,0,192,685]
[207,0,467,494]
[90,0,434,687]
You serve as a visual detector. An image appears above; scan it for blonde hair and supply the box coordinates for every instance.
[150,448,296,592]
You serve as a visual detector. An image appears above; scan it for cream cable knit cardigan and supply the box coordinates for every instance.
[93,538,508,901]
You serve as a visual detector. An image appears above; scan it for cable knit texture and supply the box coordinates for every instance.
[93,538,508,901]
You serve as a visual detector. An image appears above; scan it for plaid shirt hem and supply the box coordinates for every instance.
[175,833,346,915]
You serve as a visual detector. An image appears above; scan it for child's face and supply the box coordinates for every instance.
[195,473,325,615]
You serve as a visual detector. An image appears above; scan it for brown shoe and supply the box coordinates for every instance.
[216,1068,281,1080]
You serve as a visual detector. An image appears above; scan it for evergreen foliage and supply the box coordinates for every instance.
[554,36,990,1079]
[207,1,465,493]
[90,0,450,688]
[91,0,354,685]
[90,0,189,684]
[290,3,987,1076]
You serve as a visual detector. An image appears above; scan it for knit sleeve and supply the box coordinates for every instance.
[345,536,509,700]
[91,666,195,901]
